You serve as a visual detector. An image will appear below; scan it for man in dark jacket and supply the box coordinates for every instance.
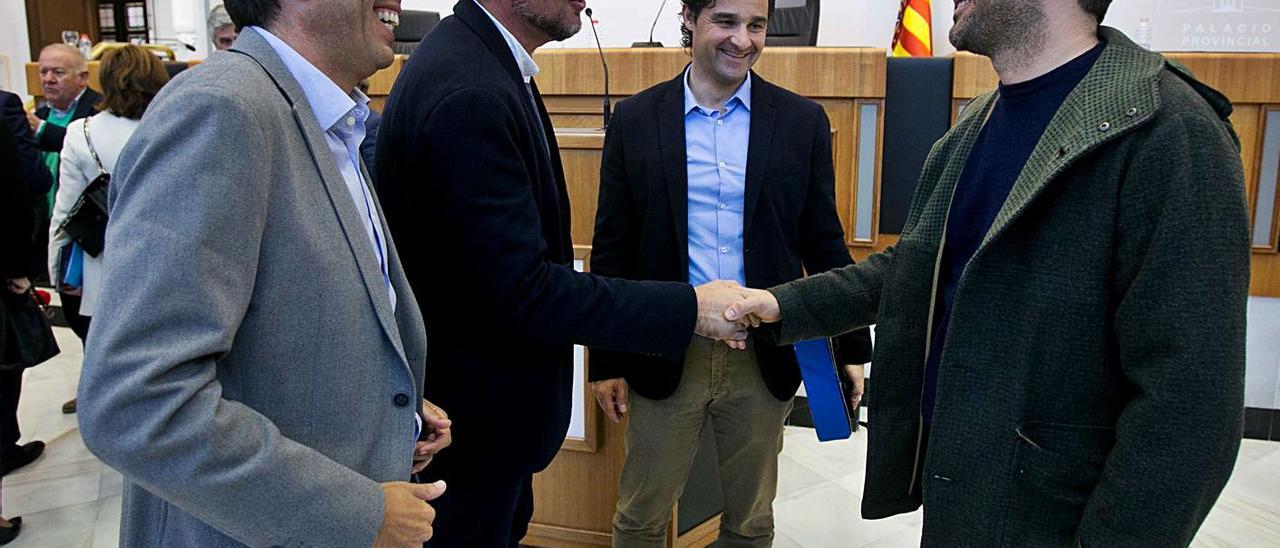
[376,1,750,545]
[727,1,1249,546]
[588,0,872,545]
[0,123,46,479]
[0,91,53,199]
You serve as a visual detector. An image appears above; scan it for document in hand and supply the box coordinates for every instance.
[793,339,854,442]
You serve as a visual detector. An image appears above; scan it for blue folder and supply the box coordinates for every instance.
[793,338,854,442]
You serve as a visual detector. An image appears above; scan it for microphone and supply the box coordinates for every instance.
[585,8,611,129]
[632,0,668,48]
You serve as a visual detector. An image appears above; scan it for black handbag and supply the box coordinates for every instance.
[0,288,60,370]
[59,118,110,257]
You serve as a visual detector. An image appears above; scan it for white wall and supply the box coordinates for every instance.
[0,0,33,98]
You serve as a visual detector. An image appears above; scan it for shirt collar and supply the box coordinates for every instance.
[247,26,361,133]
[683,66,752,116]
[51,88,87,118]
[474,0,540,82]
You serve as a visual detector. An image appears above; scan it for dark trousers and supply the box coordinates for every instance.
[420,460,534,548]
[0,369,20,450]
[60,292,90,343]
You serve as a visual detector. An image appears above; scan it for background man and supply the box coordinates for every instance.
[79,0,451,546]
[588,0,871,545]
[207,4,239,51]
[28,45,99,294]
[377,0,750,545]
[727,0,1249,545]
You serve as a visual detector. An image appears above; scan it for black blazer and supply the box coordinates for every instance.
[1,91,53,196]
[35,87,99,153]
[588,72,874,401]
[376,0,697,476]
[1,123,32,280]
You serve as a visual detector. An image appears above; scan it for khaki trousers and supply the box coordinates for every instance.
[612,337,793,548]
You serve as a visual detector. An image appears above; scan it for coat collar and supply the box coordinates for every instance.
[229,28,409,366]
[966,26,1229,256]
[454,0,526,87]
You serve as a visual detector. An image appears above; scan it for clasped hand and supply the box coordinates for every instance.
[693,280,783,350]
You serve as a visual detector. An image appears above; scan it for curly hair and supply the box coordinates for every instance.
[95,45,169,120]
[680,0,776,48]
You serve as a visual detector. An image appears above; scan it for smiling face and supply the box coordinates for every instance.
[301,0,401,83]
[949,0,1045,56]
[512,0,585,43]
[684,0,769,89]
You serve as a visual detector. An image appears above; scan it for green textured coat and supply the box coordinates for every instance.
[769,28,1249,546]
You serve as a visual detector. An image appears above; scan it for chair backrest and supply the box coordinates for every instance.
[766,0,820,47]
[393,11,441,55]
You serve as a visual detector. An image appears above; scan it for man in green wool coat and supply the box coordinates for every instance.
[725,0,1250,546]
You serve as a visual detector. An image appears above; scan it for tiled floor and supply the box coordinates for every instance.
[3,326,1279,547]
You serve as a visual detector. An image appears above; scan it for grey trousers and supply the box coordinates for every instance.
[612,337,793,548]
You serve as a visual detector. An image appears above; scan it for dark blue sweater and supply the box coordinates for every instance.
[922,43,1105,423]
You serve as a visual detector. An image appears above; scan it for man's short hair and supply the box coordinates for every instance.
[224,0,281,30]
[680,0,776,48]
[1077,0,1113,23]
[40,43,88,74]
[208,4,236,35]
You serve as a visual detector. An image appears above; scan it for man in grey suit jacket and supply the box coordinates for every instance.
[78,0,450,546]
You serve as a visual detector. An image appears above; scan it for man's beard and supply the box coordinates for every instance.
[949,0,1046,58]
[513,0,581,42]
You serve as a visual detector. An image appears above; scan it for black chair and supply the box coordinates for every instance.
[393,10,441,55]
[766,0,820,46]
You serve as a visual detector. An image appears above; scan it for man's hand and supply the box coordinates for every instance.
[6,277,31,295]
[26,111,41,134]
[843,364,865,413]
[412,400,452,474]
[694,280,749,349]
[372,480,446,547]
[724,287,781,328]
[591,378,629,423]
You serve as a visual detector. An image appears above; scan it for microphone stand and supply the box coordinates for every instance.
[584,8,611,129]
[632,0,668,47]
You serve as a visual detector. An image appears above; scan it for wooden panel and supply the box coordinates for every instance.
[1235,105,1263,214]
[24,0,98,61]
[533,47,886,99]
[366,55,405,96]
[952,51,1280,104]
[1251,253,1280,297]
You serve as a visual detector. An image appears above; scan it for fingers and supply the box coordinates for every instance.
[411,457,432,474]
[614,382,629,416]
[409,480,447,502]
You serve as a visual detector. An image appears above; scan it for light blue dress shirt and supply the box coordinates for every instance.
[685,69,751,287]
[249,26,395,312]
[249,28,418,439]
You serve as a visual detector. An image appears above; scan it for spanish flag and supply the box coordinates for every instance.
[892,0,932,57]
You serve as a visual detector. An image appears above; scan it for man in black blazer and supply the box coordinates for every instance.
[0,91,53,200]
[376,1,751,545]
[588,0,872,544]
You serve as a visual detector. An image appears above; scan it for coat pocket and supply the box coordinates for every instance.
[1004,422,1113,547]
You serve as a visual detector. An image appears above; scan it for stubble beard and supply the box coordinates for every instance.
[949,0,1047,60]
[513,0,582,42]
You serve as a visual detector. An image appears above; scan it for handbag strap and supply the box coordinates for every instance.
[81,117,108,177]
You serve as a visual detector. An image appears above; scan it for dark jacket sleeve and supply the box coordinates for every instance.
[796,106,874,364]
[36,115,68,153]
[1075,92,1248,548]
[587,100,643,381]
[2,93,53,195]
[0,123,33,279]
[413,88,697,357]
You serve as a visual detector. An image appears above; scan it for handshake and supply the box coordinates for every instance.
[692,280,782,349]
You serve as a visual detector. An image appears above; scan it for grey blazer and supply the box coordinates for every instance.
[78,29,427,547]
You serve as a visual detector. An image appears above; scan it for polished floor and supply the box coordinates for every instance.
[3,326,1279,547]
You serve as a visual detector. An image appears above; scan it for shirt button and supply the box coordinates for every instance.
[393,393,410,407]
[346,116,356,127]
[719,161,727,168]
[718,203,727,210]
[720,246,729,253]
[716,119,724,126]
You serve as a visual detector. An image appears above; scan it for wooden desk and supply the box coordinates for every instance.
[953,52,1280,297]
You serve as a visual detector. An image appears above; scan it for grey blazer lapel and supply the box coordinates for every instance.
[232,31,409,365]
